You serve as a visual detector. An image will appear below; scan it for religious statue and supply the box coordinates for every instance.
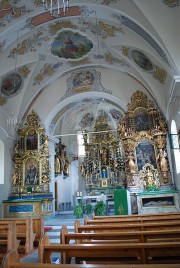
[140,163,160,191]
[100,147,108,165]
[54,138,70,177]
[145,167,154,188]
[12,171,20,186]
[127,152,136,174]
[54,138,65,175]
[63,152,70,177]
[80,162,86,178]
[55,155,61,174]
[157,148,168,172]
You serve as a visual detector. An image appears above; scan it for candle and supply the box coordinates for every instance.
[57,0,60,15]
[63,0,65,14]
[50,0,52,15]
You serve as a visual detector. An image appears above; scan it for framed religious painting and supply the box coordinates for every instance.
[135,141,157,171]
[26,129,38,150]
[24,157,40,186]
[134,109,150,132]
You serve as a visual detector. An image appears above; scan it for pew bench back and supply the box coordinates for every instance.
[38,234,180,264]
[2,249,180,268]
[61,225,180,245]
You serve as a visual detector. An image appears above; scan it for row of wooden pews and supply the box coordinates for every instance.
[38,211,180,265]
[2,212,180,267]
[0,216,44,265]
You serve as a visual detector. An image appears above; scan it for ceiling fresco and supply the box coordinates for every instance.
[51,30,93,60]
[0,0,179,137]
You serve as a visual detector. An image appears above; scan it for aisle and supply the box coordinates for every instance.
[21,212,85,263]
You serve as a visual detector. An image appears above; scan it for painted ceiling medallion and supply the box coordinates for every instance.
[131,50,153,72]
[0,72,23,97]
[162,0,179,7]
[51,30,93,60]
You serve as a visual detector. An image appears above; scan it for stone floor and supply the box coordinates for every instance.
[44,211,84,226]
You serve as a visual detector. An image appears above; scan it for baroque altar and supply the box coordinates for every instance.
[3,110,53,218]
[80,91,179,214]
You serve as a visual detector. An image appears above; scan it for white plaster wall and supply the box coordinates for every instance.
[55,160,79,209]
[0,129,14,218]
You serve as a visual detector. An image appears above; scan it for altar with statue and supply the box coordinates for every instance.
[80,90,179,214]
[3,111,53,218]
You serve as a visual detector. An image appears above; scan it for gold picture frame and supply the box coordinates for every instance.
[24,157,40,186]
[100,179,108,187]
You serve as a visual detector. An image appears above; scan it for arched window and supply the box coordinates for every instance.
[77,131,86,157]
[0,139,5,184]
[171,120,180,174]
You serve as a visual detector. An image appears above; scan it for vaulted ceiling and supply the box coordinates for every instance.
[0,0,180,137]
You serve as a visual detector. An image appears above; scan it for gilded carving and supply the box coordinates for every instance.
[105,52,130,66]
[11,110,51,196]
[0,96,6,105]
[118,90,173,191]
[69,57,91,66]
[153,66,167,84]
[121,46,131,58]
[98,21,124,37]
[49,21,78,35]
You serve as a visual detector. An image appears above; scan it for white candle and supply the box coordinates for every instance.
[57,0,60,15]
[50,0,53,15]
[63,0,65,14]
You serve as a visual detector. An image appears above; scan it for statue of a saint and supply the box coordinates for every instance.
[145,167,153,187]
[80,162,86,177]
[128,152,136,173]
[157,149,168,172]
[63,152,70,176]
[55,156,61,174]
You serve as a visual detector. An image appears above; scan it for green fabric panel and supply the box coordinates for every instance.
[114,189,128,215]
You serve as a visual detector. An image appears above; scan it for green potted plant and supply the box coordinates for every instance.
[84,203,92,215]
[94,201,106,216]
[74,202,83,218]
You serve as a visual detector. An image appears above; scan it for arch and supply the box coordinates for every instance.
[171,120,180,174]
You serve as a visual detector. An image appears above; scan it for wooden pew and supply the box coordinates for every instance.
[0,222,19,264]
[38,234,180,264]
[84,215,180,225]
[0,216,44,248]
[0,218,35,253]
[92,211,180,220]
[0,222,17,251]
[61,225,180,244]
[2,249,180,268]
[32,216,44,246]
[75,219,180,233]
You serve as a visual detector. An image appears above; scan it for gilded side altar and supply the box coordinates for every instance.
[3,110,53,218]
[80,91,179,213]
